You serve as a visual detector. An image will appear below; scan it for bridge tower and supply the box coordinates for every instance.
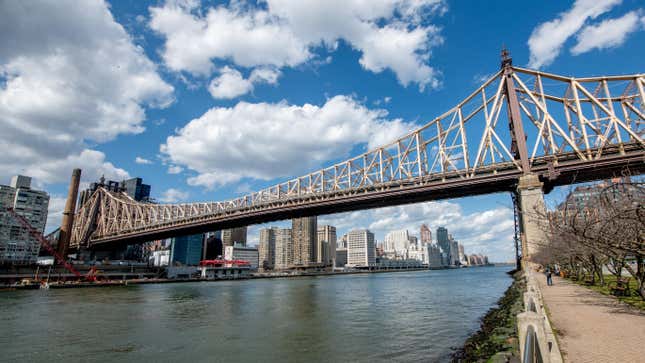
[502,50,548,265]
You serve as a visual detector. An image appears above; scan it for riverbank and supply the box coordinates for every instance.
[451,269,524,363]
[1,263,506,291]
[0,266,434,290]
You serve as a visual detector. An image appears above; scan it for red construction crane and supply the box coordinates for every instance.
[6,208,96,282]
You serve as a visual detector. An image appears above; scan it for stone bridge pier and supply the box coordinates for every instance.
[515,173,548,264]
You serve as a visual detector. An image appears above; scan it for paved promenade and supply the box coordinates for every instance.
[537,275,645,363]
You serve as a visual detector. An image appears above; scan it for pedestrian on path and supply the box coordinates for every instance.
[546,266,553,286]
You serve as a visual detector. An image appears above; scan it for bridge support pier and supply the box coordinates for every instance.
[516,174,548,265]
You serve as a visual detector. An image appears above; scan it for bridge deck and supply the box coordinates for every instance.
[85,145,643,249]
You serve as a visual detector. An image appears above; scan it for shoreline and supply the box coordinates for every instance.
[0,264,505,291]
[0,266,432,291]
[451,269,524,362]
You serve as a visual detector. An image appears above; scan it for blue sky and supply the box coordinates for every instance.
[1,0,644,261]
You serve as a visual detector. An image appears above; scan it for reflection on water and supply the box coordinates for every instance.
[0,266,512,362]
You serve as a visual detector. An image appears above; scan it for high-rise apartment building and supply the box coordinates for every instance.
[426,243,442,268]
[458,243,467,265]
[436,227,451,264]
[450,239,459,266]
[274,228,292,270]
[436,226,448,246]
[420,224,432,245]
[384,229,409,255]
[335,248,347,268]
[170,234,204,266]
[292,216,317,266]
[78,176,151,207]
[317,225,336,267]
[221,226,247,247]
[337,234,348,249]
[408,236,418,248]
[203,231,223,260]
[0,176,49,265]
[259,227,277,270]
[121,177,151,201]
[346,229,375,267]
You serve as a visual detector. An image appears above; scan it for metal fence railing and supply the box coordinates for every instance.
[517,265,562,363]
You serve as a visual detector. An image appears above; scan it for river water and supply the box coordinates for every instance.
[0,266,512,362]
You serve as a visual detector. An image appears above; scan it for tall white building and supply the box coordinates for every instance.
[0,175,49,265]
[458,243,468,265]
[347,229,375,267]
[274,228,292,270]
[317,225,336,267]
[384,229,409,256]
[406,243,427,263]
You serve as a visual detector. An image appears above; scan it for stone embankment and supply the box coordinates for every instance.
[452,270,524,362]
[453,266,565,363]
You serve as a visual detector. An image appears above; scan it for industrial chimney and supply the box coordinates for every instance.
[57,168,81,259]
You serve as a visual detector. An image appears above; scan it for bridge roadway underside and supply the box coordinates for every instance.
[84,148,644,250]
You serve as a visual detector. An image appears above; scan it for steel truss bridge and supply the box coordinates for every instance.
[70,62,645,249]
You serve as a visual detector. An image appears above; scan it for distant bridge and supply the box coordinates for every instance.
[69,60,644,250]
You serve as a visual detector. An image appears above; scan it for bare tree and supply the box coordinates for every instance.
[535,181,644,300]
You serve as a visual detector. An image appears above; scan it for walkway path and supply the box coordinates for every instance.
[536,274,645,363]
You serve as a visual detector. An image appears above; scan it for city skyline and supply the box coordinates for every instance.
[3,1,645,263]
[0,2,642,361]
[256,218,492,265]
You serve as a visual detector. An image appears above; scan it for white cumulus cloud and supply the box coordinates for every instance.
[149,0,445,90]
[149,1,310,74]
[0,0,173,185]
[208,66,281,99]
[45,195,67,233]
[159,188,190,203]
[161,96,415,189]
[167,165,184,174]
[527,0,621,68]
[135,156,153,165]
[571,10,645,54]
[20,149,130,186]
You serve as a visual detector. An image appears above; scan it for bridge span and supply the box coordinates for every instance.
[66,59,644,258]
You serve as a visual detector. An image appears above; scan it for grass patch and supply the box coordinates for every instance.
[571,275,645,311]
[451,270,525,363]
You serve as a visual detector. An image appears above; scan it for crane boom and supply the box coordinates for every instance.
[6,207,95,281]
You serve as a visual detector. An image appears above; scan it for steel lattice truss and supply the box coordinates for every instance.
[70,66,645,247]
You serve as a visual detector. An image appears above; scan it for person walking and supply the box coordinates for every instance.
[546,266,553,286]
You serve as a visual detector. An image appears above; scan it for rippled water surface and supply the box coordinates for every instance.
[0,266,513,362]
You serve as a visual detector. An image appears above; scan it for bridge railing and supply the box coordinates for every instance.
[517,266,562,363]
